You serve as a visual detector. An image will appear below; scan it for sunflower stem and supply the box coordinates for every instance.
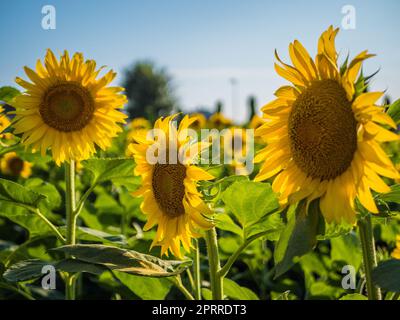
[173,275,195,300]
[65,160,77,300]
[205,228,223,300]
[193,239,202,300]
[358,214,381,300]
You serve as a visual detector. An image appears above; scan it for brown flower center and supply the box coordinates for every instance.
[288,79,357,180]
[152,163,186,218]
[40,82,95,132]
[8,157,24,175]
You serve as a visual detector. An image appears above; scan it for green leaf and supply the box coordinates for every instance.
[59,226,126,245]
[0,86,20,104]
[214,213,242,237]
[330,232,362,270]
[0,204,54,237]
[52,244,191,277]
[317,221,353,240]
[378,184,400,203]
[308,281,344,299]
[56,259,108,275]
[246,210,285,241]
[24,178,61,210]
[274,201,320,278]
[300,252,328,277]
[221,181,279,230]
[113,270,172,300]
[3,258,108,282]
[3,259,48,282]
[83,158,135,185]
[0,178,45,208]
[0,179,57,238]
[223,278,259,300]
[340,293,368,300]
[200,175,249,201]
[272,290,292,300]
[79,207,104,231]
[372,259,400,292]
[201,288,212,300]
[387,99,400,124]
[119,190,146,221]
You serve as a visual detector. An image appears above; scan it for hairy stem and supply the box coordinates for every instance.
[193,239,202,300]
[205,228,223,300]
[173,276,195,300]
[358,214,381,300]
[65,160,77,300]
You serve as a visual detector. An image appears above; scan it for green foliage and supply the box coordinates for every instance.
[1,89,400,301]
[0,178,45,208]
[221,181,279,230]
[3,259,107,282]
[274,201,321,278]
[330,233,362,270]
[3,259,50,282]
[113,271,172,300]
[387,99,400,124]
[339,293,368,300]
[82,158,135,186]
[51,244,192,277]
[223,278,259,300]
[59,226,126,245]
[221,180,280,239]
[0,86,20,104]
[372,259,400,293]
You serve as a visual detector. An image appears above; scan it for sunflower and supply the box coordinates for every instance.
[392,235,400,259]
[0,152,32,178]
[129,117,151,131]
[255,26,399,224]
[12,49,127,165]
[189,113,207,131]
[208,112,233,129]
[127,117,152,142]
[128,114,214,258]
[223,127,250,175]
[0,106,10,133]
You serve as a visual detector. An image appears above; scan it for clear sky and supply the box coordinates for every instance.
[1,0,399,122]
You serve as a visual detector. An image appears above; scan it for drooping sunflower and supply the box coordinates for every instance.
[12,49,127,165]
[208,112,233,129]
[0,152,32,178]
[189,113,207,131]
[128,114,214,258]
[255,26,399,224]
[392,235,400,259]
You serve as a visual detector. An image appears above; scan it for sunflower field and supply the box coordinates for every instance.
[1,24,400,303]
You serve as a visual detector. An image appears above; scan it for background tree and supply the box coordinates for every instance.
[247,95,257,121]
[122,61,178,122]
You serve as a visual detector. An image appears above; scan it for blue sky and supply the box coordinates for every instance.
[1,0,399,122]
